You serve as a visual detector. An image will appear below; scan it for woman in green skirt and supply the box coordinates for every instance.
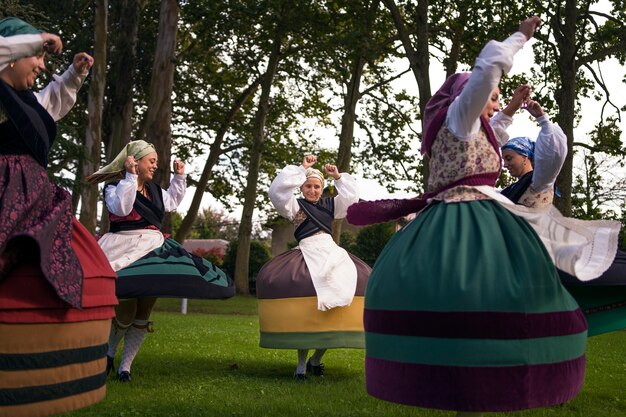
[87,141,234,382]
[347,16,616,415]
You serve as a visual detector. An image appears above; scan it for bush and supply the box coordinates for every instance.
[191,247,225,267]
[223,240,272,294]
[352,222,396,267]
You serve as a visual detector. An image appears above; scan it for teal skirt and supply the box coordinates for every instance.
[364,200,587,412]
[115,238,235,300]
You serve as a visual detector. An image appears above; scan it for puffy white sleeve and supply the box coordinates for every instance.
[104,173,138,216]
[447,32,527,140]
[34,65,87,121]
[163,174,186,212]
[531,115,567,193]
[0,34,42,70]
[333,173,360,219]
[268,164,306,220]
[489,111,514,146]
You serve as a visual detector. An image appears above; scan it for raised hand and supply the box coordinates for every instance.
[172,159,185,175]
[40,33,62,54]
[518,16,542,40]
[72,52,94,74]
[302,154,317,169]
[524,100,545,118]
[324,163,341,180]
[501,84,531,117]
[124,156,138,175]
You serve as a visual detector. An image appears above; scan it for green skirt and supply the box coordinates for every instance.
[364,200,587,412]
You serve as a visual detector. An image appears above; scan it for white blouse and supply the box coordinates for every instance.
[104,172,187,217]
[0,34,88,121]
[447,31,527,142]
[268,164,360,221]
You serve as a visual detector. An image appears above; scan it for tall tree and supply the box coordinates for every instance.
[140,0,178,231]
[536,1,626,215]
[78,0,108,232]
[234,1,291,294]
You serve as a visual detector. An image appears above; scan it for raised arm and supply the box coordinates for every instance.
[448,17,541,140]
[527,101,567,192]
[34,52,93,121]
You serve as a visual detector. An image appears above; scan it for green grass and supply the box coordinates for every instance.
[63,296,626,417]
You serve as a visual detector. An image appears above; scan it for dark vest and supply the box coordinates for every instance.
[0,79,56,167]
[294,197,334,242]
[501,171,533,204]
[106,181,165,232]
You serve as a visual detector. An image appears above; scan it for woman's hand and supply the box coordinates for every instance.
[524,100,545,118]
[518,16,542,40]
[173,159,185,175]
[124,156,138,175]
[501,84,531,117]
[72,52,94,74]
[324,164,341,180]
[302,154,317,169]
[40,33,62,54]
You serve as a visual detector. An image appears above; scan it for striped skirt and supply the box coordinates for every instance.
[560,249,626,336]
[256,247,371,349]
[115,238,235,299]
[364,200,587,412]
[0,219,117,417]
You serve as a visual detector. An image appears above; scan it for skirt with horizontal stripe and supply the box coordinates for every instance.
[560,249,626,336]
[115,238,235,299]
[0,219,116,417]
[364,200,587,412]
[257,247,370,349]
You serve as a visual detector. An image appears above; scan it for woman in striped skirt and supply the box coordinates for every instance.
[86,140,235,383]
[256,154,371,379]
[0,18,117,417]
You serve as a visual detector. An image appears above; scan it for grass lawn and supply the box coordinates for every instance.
[63,296,626,417]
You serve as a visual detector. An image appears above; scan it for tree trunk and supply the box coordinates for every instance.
[333,55,366,243]
[174,78,261,243]
[383,0,431,185]
[79,0,108,233]
[552,0,577,216]
[142,0,178,233]
[105,0,142,161]
[99,0,142,233]
[234,18,286,295]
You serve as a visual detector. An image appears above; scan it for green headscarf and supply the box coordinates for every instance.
[0,17,41,37]
[86,140,157,184]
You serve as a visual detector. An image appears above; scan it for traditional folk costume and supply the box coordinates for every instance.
[499,133,626,337]
[256,165,370,358]
[87,140,234,377]
[347,31,619,412]
[0,18,117,417]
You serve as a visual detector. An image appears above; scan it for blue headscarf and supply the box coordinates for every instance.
[502,136,535,162]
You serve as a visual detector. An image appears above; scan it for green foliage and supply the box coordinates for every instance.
[352,221,396,267]
[223,239,272,293]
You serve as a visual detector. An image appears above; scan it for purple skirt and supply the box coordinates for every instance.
[0,154,83,307]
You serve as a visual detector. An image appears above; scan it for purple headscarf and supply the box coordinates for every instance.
[421,73,471,156]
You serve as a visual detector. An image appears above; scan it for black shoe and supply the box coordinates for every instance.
[306,360,324,376]
[106,356,114,376]
[118,371,132,382]
[293,373,307,381]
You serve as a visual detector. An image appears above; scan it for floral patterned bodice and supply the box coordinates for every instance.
[428,124,501,202]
